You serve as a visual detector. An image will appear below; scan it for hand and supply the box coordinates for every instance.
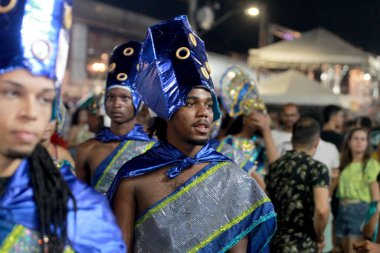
[246,110,271,133]
[353,240,380,253]
[316,239,325,253]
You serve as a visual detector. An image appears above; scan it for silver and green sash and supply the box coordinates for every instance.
[92,140,155,194]
[133,161,276,253]
[0,225,74,253]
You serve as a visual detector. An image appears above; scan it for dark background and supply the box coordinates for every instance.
[96,0,380,55]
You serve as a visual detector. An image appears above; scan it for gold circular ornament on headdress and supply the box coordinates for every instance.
[0,0,17,14]
[188,33,197,47]
[201,67,210,80]
[175,47,190,60]
[63,3,73,29]
[205,61,212,74]
[123,47,134,56]
[108,63,116,73]
[31,40,51,61]
[117,73,128,81]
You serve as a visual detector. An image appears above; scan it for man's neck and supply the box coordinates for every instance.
[294,146,314,157]
[167,139,203,158]
[0,156,22,177]
[110,120,135,136]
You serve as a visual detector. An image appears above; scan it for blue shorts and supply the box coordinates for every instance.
[335,202,369,237]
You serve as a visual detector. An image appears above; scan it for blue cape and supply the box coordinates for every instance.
[95,124,151,142]
[107,141,231,201]
[0,159,126,252]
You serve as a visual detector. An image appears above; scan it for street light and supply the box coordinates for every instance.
[198,6,265,38]
[245,6,260,17]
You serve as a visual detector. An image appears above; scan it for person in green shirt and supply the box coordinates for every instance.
[336,127,380,253]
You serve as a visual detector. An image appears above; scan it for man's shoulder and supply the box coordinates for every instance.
[76,138,100,151]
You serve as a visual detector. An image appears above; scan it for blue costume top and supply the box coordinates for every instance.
[107,141,276,253]
[0,159,126,252]
[92,125,155,194]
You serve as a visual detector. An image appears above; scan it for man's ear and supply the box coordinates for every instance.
[313,137,320,149]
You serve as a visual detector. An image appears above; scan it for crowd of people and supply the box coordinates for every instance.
[1,1,380,253]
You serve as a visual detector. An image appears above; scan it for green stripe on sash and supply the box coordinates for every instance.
[135,161,230,228]
[0,225,25,252]
[188,197,271,253]
[95,141,132,189]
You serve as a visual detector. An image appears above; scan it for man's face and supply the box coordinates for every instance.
[281,105,300,130]
[332,111,344,129]
[0,69,55,158]
[105,87,134,124]
[168,88,214,146]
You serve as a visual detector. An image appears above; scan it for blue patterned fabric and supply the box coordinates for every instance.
[0,159,126,252]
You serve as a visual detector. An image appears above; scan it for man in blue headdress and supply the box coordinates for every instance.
[76,41,155,194]
[0,1,125,252]
[107,16,276,252]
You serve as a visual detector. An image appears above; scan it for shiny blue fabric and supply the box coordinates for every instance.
[95,124,151,142]
[107,141,231,201]
[0,159,126,252]
[0,0,72,85]
[135,15,221,121]
[106,41,142,114]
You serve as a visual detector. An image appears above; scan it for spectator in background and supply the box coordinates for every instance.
[321,105,345,151]
[67,108,94,147]
[335,127,380,253]
[272,103,300,155]
[266,117,330,253]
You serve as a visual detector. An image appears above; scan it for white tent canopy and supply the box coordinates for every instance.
[258,70,342,106]
[208,52,257,92]
[248,28,370,68]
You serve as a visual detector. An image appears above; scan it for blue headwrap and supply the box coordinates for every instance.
[134,15,221,121]
[106,41,142,115]
[0,0,72,86]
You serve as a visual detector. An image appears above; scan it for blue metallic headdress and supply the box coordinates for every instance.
[0,0,73,87]
[135,15,220,121]
[220,66,266,117]
[106,41,142,115]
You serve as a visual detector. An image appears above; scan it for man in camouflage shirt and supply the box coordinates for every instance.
[266,117,330,253]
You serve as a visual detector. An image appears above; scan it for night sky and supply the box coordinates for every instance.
[96,0,380,56]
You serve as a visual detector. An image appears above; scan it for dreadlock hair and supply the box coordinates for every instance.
[148,117,168,141]
[339,127,372,174]
[29,144,76,252]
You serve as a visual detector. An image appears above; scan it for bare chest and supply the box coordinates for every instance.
[135,163,208,215]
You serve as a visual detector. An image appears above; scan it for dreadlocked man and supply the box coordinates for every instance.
[0,1,125,252]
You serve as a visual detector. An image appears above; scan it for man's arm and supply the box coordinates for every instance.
[313,187,330,243]
[113,179,136,253]
[75,142,92,184]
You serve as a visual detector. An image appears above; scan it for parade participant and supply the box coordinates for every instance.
[0,1,125,251]
[76,41,155,194]
[218,66,279,184]
[107,16,276,253]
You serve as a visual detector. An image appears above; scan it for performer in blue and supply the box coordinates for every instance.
[107,16,276,253]
[0,1,126,252]
[218,66,279,189]
[76,41,155,195]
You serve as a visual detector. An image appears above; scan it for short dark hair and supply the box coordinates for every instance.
[323,105,342,123]
[292,117,321,149]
